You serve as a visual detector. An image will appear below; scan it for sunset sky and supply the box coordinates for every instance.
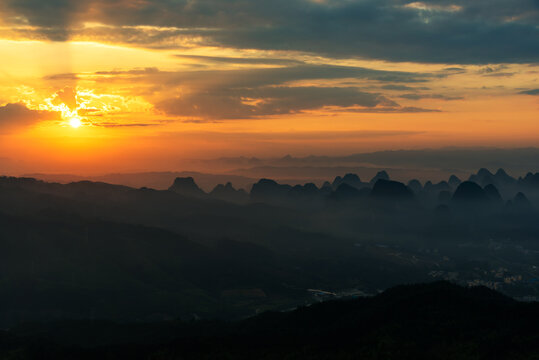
[0,0,538,174]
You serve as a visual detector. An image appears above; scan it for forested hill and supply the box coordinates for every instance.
[2,281,538,359]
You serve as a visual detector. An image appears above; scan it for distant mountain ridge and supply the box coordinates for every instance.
[169,177,207,198]
[9,166,539,211]
[23,171,257,192]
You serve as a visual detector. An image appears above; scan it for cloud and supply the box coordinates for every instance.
[41,61,451,120]
[89,64,431,88]
[344,106,441,113]
[53,87,77,110]
[95,122,164,128]
[0,103,58,131]
[44,73,80,81]
[381,85,429,91]
[94,67,160,76]
[444,67,466,72]
[520,89,539,95]
[399,93,463,100]
[476,65,515,77]
[174,55,304,66]
[157,86,394,119]
[1,0,538,63]
[59,64,437,120]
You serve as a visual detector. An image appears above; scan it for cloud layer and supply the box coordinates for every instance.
[0,103,57,131]
[1,0,538,63]
[73,63,441,120]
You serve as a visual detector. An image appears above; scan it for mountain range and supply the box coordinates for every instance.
[0,168,538,329]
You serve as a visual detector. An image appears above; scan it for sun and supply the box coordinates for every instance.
[69,117,82,128]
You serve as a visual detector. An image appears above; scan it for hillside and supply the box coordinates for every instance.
[2,282,538,359]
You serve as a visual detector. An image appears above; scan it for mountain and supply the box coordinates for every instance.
[1,170,539,333]
[370,179,413,199]
[448,174,461,187]
[452,181,488,202]
[26,172,257,192]
[3,282,538,360]
[369,170,390,185]
[469,168,494,185]
[469,168,516,187]
[424,180,450,193]
[521,172,539,188]
[250,178,292,203]
[484,183,503,202]
[332,173,364,189]
[209,182,249,203]
[288,183,321,200]
[513,192,533,211]
[330,183,367,202]
[168,177,207,198]
[407,179,422,194]
[494,168,516,186]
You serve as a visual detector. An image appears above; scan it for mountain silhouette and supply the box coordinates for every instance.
[209,182,248,203]
[521,172,539,188]
[369,170,390,185]
[332,173,364,189]
[513,192,533,211]
[1,169,539,335]
[452,181,488,202]
[168,177,207,198]
[494,168,516,185]
[319,181,333,195]
[469,168,516,187]
[469,168,494,186]
[437,190,452,204]
[424,180,450,193]
[448,174,461,187]
[330,183,364,201]
[4,282,538,360]
[250,178,292,202]
[407,179,422,194]
[484,183,503,202]
[370,179,413,199]
[289,182,320,199]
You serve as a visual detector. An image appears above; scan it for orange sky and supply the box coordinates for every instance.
[0,1,538,175]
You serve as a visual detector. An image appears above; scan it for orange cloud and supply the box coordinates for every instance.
[0,103,58,132]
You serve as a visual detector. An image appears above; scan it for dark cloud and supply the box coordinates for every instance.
[399,93,463,100]
[0,103,58,131]
[44,73,80,81]
[477,65,515,77]
[444,67,466,72]
[482,72,515,77]
[344,106,441,113]
[478,66,504,74]
[157,86,394,119]
[94,67,160,76]
[174,55,304,66]
[96,122,164,128]
[51,63,441,120]
[1,0,538,63]
[520,89,539,95]
[0,0,82,40]
[88,64,431,89]
[381,85,425,91]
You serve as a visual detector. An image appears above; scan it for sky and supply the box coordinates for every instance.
[0,0,538,174]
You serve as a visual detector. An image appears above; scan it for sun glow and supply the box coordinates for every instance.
[69,117,82,128]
